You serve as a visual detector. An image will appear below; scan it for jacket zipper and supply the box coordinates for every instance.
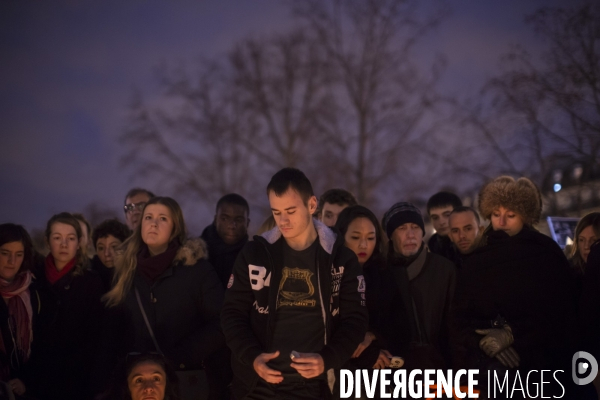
[316,257,328,346]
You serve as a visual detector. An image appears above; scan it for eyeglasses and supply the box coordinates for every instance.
[124,202,147,213]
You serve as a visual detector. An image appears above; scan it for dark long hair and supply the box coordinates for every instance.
[99,353,180,400]
[335,205,385,266]
[0,223,34,273]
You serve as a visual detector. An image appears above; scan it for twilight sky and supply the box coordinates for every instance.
[0,0,581,235]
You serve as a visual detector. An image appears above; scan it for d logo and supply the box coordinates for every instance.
[572,351,598,386]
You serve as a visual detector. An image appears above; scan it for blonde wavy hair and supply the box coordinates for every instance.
[45,212,88,277]
[103,197,187,307]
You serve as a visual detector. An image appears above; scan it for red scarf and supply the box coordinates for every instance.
[45,254,76,285]
[137,241,180,284]
[0,270,33,379]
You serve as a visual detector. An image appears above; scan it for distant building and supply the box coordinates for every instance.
[542,158,600,217]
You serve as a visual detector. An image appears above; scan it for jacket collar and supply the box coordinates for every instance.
[201,224,248,256]
[260,218,337,255]
[173,238,208,266]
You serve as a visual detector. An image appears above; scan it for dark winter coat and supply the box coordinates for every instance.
[100,239,224,373]
[0,283,40,387]
[221,220,368,400]
[378,245,456,370]
[579,240,600,360]
[90,254,115,293]
[428,233,460,265]
[452,227,577,374]
[201,223,248,288]
[343,255,387,370]
[27,266,105,400]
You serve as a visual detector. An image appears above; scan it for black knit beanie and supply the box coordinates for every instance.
[382,202,425,238]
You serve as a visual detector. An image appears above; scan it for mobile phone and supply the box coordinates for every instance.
[290,350,300,360]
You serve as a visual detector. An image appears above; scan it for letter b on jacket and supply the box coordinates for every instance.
[249,265,270,291]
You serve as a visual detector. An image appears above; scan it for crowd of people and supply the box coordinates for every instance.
[0,168,599,400]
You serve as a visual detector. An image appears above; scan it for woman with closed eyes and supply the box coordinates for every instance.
[452,176,578,398]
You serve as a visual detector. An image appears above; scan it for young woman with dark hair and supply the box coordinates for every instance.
[0,223,39,398]
[335,206,393,370]
[100,197,224,400]
[91,218,131,292]
[27,212,105,399]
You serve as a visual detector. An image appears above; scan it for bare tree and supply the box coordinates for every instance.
[293,0,450,207]
[81,202,122,228]
[121,1,453,216]
[449,3,600,201]
[229,30,335,173]
[121,30,337,217]
[120,60,261,211]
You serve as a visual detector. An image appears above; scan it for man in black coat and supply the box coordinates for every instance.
[221,168,368,400]
[379,202,456,371]
[447,206,484,268]
[201,193,250,289]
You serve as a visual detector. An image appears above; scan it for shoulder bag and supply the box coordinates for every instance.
[135,287,209,400]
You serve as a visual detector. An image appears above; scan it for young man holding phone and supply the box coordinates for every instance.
[221,168,368,399]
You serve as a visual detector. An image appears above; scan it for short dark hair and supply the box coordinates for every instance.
[450,206,481,225]
[318,189,358,211]
[0,223,34,273]
[216,193,250,216]
[266,168,314,204]
[72,213,91,237]
[98,352,181,400]
[123,188,155,205]
[335,205,384,260]
[426,191,462,215]
[92,219,131,249]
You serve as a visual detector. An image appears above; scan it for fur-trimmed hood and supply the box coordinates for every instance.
[478,176,542,226]
[113,238,208,270]
[173,238,208,266]
[259,218,337,254]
